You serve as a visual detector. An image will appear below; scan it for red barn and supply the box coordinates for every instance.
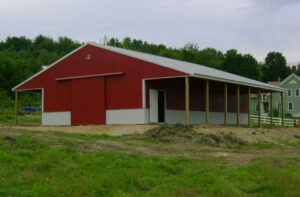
[13,42,284,126]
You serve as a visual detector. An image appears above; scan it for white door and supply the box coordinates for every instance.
[150,89,158,123]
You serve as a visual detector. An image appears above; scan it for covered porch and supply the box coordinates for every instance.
[144,76,285,127]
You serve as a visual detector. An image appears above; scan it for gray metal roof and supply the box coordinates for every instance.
[89,42,285,92]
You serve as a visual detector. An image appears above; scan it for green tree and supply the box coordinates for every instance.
[123,37,131,49]
[222,49,260,80]
[180,43,199,62]
[262,52,290,82]
[107,38,122,47]
[0,35,81,99]
[0,53,19,92]
[197,47,224,69]
[2,36,32,51]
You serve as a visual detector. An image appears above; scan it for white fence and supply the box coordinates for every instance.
[250,115,298,127]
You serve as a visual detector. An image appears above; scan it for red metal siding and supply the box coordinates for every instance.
[71,77,105,125]
[15,44,249,125]
[44,80,71,112]
[16,45,187,114]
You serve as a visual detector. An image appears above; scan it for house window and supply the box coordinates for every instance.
[278,103,281,110]
[255,104,259,112]
[288,102,293,110]
[263,103,269,113]
[288,89,292,97]
[296,88,300,97]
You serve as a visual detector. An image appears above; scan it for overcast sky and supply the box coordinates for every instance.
[0,0,299,63]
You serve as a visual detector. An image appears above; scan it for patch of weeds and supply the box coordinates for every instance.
[0,117,10,122]
[2,136,17,145]
[223,134,247,146]
[242,141,300,150]
[144,137,157,143]
[195,133,247,148]
[53,131,120,141]
[17,150,34,158]
[197,149,219,153]
[248,143,277,149]
[280,141,300,146]
[1,135,48,150]
[16,135,48,150]
[126,136,141,142]
[19,118,40,123]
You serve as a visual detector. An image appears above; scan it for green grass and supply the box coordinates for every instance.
[0,107,41,125]
[0,132,300,197]
[240,141,300,150]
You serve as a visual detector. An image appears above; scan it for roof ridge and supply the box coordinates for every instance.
[88,42,285,92]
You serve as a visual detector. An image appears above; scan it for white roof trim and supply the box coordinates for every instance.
[280,74,300,86]
[13,42,285,92]
[12,43,89,91]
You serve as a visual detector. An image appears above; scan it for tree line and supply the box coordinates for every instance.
[0,35,294,105]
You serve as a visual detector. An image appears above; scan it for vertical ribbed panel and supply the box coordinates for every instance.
[71,77,105,125]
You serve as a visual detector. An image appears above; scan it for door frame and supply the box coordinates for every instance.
[149,89,166,123]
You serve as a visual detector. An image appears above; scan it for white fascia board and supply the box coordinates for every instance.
[193,74,286,92]
[280,74,300,86]
[12,43,89,91]
[14,87,43,92]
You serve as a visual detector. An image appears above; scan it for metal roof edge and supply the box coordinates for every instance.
[86,42,192,75]
[193,73,286,92]
[88,42,286,92]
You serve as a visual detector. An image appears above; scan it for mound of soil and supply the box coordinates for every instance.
[143,124,196,138]
[141,124,247,147]
[195,133,247,147]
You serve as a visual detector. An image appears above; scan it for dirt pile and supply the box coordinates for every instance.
[141,124,248,147]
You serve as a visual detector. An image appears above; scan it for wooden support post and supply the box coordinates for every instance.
[185,76,190,125]
[258,90,261,127]
[206,79,209,126]
[15,92,18,125]
[224,83,228,126]
[270,92,273,127]
[248,87,251,127]
[237,85,240,127]
[281,92,284,127]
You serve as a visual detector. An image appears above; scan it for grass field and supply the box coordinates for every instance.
[1,125,300,197]
[0,107,41,125]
